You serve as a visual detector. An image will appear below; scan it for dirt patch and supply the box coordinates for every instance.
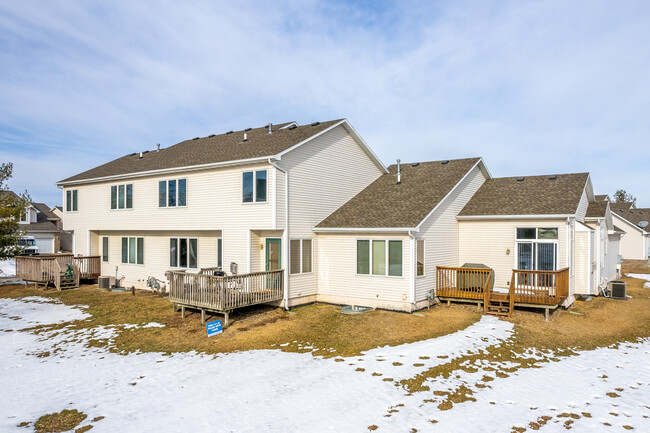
[33,409,87,433]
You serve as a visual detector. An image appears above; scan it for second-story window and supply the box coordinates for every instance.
[66,190,78,212]
[159,179,187,207]
[242,170,267,203]
[111,184,133,209]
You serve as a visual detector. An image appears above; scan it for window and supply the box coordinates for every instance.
[290,239,312,274]
[102,237,109,262]
[416,239,425,277]
[515,227,558,272]
[217,237,223,268]
[20,210,27,222]
[242,170,267,203]
[110,184,133,209]
[159,179,187,207]
[170,237,198,268]
[66,190,78,212]
[121,237,144,264]
[357,239,403,276]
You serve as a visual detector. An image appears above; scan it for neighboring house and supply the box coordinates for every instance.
[609,202,650,260]
[584,200,624,288]
[14,199,70,254]
[314,158,490,311]
[56,120,386,301]
[456,173,622,302]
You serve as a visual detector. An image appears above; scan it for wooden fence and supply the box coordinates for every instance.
[168,269,284,313]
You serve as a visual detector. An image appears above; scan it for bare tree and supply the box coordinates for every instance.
[612,189,636,206]
[0,163,31,260]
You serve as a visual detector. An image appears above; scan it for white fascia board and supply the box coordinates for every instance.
[583,175,595,202]
[413,158,485,230]
[313,227,417,233]
[457,214,574,221]
[275,119,388,174]
[56,156,272,187]
[611,212,645,234]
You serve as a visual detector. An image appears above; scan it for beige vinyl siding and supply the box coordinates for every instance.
[317,233,411,308]
[605,234,621,281]
[612,213,647,259]
[575,189,589,221]
[64,162,275,273]
[95,230,221,288]
[458,219,567,289]
[414,165,487,301]
[275,167,286,230]
[574,230,590,295]
[279,125,384,299]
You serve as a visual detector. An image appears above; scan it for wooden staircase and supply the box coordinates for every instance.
[484,292,513,318]
[54,263,80,291]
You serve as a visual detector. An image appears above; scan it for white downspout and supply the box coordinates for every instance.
[269,159,290,310]
[408,231,416,312]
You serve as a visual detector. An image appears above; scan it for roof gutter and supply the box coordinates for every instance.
[457,214,574,221]
[56,155,275,187]
[313,227,418,233]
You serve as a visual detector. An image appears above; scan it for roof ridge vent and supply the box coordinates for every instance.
[516,177,525,182]
[288,124,297,130]
[208,134,216,138]
[548,175,557,180]
[245,127,252,131]
[311,121,320,126]
[441,160,449,165]
[226,130,234,135]
[192,137,199,140]
[411,162,419,167]
[129,152,136,156]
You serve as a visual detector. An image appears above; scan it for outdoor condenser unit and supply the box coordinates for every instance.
[607,280,627,300]
[98,276,111,290]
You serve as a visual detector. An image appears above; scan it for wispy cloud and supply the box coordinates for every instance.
[0,0,648,205]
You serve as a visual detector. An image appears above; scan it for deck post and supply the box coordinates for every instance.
[447,300,450,306]
[545,308,549,322]
[181,305,185,319]
[201,309,205,324]
[224,312,229,328]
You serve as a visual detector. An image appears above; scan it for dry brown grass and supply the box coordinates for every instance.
[0,283,480,358]
[32,409,86,433]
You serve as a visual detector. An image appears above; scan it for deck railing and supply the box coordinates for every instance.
[168,269,284,312]
[510,267,569,305]
[436,266,493,300]
[16,254,101,285]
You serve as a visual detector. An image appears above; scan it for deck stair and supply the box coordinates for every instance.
[484,292,512,317]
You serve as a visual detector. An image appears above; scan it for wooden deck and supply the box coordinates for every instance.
[167,269,284,327]
[436,266,569,319]
[15,254,101,290]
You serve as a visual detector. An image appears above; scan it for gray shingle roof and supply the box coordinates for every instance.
[612,207,650,230]
[58,120,343,184]
[586,201,608,218]
[32,203,60,221]
[317,158,481,229]
[458,173,589,217]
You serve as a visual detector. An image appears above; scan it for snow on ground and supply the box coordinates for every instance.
[1,297,649,432]
[627,274,650,289]
[0,259,16,277]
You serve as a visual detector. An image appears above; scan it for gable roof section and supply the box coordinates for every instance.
[610,202,635,212]
[594,194,609,202]
[586,201,609,218]
[58,119,379,185]
[316,158,482,230]
[458,172,589,218]
[611,207,650,232]
[32,203,60,221]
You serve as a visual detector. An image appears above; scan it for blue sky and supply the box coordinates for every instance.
[1,0,649,206]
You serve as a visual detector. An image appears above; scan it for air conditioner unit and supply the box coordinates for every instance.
[98,276,111,290]
[607,281,627,300]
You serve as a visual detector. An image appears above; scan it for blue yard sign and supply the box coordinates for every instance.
[206,320,223,337]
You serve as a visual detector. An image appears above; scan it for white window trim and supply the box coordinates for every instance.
[121,236,144,265]
[415,239,425,278]
[290,238,313,275]
[66,190,78,212]
[513,227,559,271]
[355,238,404,278]
[110,183,134,210]
[159,179,188,208]
[242,169,268,204]
[169,237,198,269]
